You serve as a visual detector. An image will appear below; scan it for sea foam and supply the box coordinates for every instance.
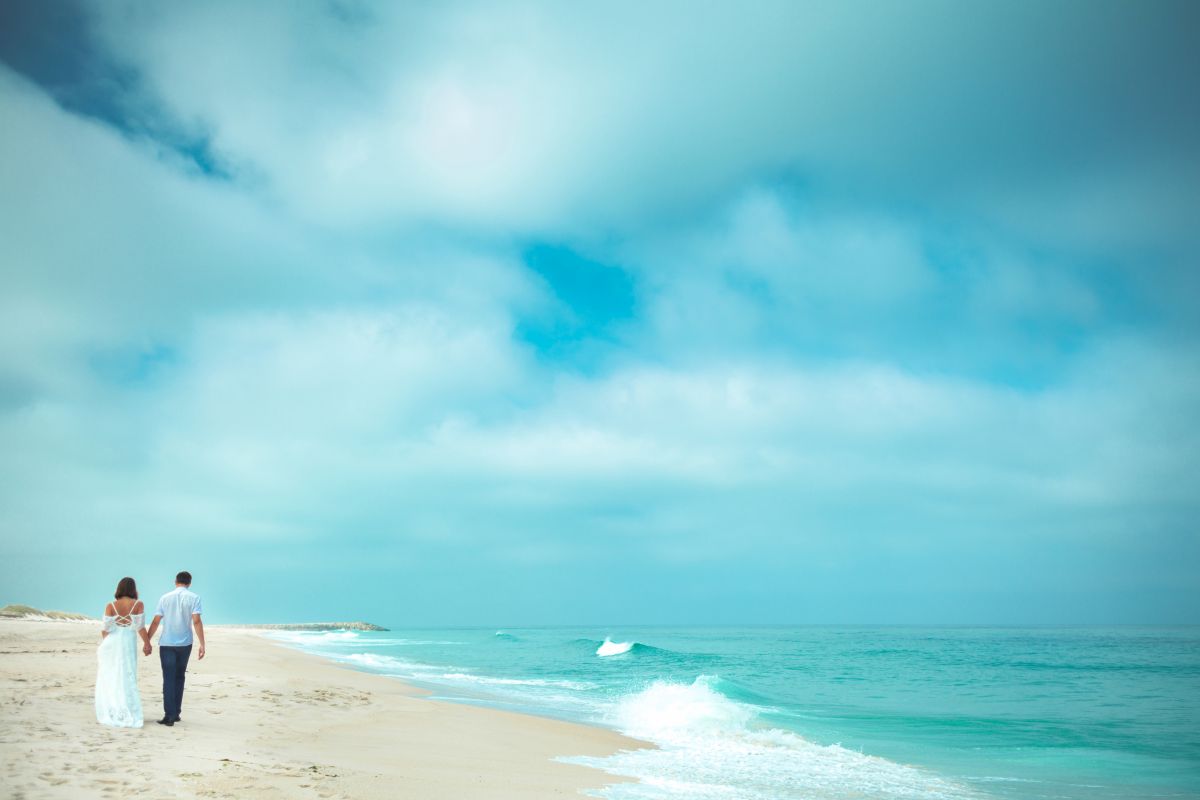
[597,637,635,657]
[268,629,361,644]
[563,676,977,800]
[439,672,596,691]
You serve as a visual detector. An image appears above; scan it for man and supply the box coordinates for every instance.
[146,571,205,727]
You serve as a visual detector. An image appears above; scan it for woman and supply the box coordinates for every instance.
[95,577,152,727]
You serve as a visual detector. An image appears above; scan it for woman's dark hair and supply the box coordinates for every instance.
[114,577,138,600]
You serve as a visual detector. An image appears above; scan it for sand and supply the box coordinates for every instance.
[0,619,642,799]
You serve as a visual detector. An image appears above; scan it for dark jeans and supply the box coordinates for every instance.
[160,644,192,720]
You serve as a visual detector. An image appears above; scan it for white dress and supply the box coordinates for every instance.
[95,603,144,728]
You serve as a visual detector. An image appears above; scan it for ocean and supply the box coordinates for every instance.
[268,626,1200,799]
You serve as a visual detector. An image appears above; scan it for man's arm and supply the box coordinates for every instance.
[147,615,162,640]
[193,613,205,659]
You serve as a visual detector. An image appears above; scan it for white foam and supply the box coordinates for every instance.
[597,637,635,657]
[273,635,596,702]
[358,638,464,646]
[268,630,463,648]
[340,652,416,669]
[563,676,978,800]
[267,630,360,644]
[438,672,596,691]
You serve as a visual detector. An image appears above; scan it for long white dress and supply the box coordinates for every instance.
[95,603,144,728]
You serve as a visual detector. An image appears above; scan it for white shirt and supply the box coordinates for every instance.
[154,586,203,647]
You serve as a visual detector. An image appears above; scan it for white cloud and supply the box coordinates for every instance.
[0,66,544,390]
[6,291,1193,564]
[3,67,1194,569]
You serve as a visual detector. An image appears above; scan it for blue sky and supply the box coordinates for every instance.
[1,0,1197,625]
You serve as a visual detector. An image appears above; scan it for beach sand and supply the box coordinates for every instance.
[0,619,641,799]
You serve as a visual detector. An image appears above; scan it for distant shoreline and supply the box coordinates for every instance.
[1,604,388,632]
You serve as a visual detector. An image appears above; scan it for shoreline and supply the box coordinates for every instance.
[0,618,644,799]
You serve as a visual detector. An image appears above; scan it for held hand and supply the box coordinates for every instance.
[143,642,152,656]
[198,643,205,660]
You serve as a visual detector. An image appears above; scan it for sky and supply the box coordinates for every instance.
[1,0,1197,626]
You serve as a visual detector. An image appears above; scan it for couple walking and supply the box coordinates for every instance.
[94,571,206,728]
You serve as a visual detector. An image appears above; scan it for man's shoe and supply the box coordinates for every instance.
[157,717,174,726]
[172,716,181,723]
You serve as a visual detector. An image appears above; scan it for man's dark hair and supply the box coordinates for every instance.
[115,577,138,600]
[176,571,192,586]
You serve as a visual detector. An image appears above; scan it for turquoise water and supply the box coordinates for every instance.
[270,626,1200,799]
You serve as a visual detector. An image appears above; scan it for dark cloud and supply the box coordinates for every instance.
[0,0,228,176]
